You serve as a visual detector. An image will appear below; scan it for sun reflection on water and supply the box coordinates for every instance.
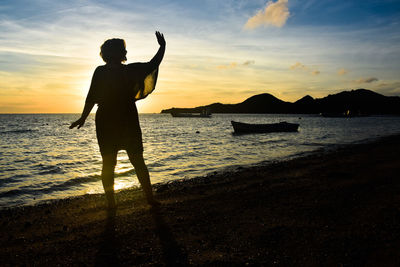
[114,178,139,191]
[2,113,400,208]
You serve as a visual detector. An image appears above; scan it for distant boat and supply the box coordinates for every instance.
[231,121,299,133]
[171,110,211,118]
[321,110,370,118]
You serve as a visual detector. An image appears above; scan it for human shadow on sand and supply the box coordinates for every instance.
[95,209,121,267]
[150,206,189,266]
[94,205,187,266]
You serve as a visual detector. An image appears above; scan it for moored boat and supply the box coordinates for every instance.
[231,121,299,133]
[171,110,211,118]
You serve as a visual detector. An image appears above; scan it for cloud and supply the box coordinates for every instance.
[375,82,400,95]
[290,62,307,70]
[290,62,320,75]
[217,62,237,70]
[243,60,255,66]
[217,60,255,70]
[244,0,290,29]
[337,68,348,76]
[353,77,379,84]
[312,70,320,75]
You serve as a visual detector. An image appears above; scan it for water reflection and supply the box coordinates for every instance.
[1,114,400,207]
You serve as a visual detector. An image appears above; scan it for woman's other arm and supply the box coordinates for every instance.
[69,67,101,129]
[148,31,166,70]
[69,101,94,129]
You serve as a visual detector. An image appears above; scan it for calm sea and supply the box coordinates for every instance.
[1,113,400,208]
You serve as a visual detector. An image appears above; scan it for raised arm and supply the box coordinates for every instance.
[148,31,166,70]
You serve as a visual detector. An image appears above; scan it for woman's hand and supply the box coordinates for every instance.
[69,117,86,129]
[155,31,165,47]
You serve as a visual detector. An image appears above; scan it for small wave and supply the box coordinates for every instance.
[53,169,135,190]
[317,134,333,140]
[32,163,64,175]
[0,174,32,187]
[115,169,135,177]
[37,168,64,175]
[3,169,137,198]
[164,154,183,161]
[0,188,24,198]
[147,162,165,168]
[0,167,18,172]
[0,129,37,135]
[0,174,102,198]
[56,161,85,167]
[222,156,235,161]
[256,139,285,145]
[301,142,324,146]
[55,175,100,188]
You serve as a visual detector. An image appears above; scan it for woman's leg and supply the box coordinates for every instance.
[101,152,118,209]
[127,151,158,205]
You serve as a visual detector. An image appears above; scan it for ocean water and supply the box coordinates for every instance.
[1,113,400,208]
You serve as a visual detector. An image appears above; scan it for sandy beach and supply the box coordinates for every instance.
[1,134,400,266]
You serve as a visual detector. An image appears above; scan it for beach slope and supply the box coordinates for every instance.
[1,134,400,266]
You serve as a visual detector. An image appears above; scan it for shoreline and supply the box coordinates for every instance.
[1,133,393,211]
[1,133,400,265]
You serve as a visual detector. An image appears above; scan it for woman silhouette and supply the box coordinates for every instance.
[70,31,166,209]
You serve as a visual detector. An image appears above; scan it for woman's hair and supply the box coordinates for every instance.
[100,38,127,63]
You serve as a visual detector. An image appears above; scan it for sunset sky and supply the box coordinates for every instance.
[1,0,399,113]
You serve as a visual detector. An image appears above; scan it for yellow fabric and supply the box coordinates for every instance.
[134,68,158,101]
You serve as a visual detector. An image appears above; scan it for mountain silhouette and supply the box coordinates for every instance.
[161,89,400,115]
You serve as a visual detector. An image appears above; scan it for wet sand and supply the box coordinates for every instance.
[1,134,400,266]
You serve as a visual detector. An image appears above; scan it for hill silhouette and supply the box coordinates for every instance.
[161,89,400,115]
